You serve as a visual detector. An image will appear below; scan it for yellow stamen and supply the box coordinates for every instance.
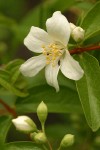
[42,43,63,66]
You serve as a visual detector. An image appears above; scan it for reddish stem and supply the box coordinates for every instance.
[70,45,100,55]
[0,99,17,118]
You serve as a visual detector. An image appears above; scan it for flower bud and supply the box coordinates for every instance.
[71,26,85,42]
[12,116,37,134]
[37,101,48,125]
[60,134,74,148]
[30,132,47,144]
[70,23,76,32]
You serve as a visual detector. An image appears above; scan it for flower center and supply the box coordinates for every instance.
[42,43,63,66]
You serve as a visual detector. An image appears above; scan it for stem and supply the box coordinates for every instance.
[42,123,45,133]
[0,99,17,118]
[47,139,53,150]
[41,123,52,150]
[70,45,100,55]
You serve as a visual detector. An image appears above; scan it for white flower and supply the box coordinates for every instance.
[20,11,84,92]
[12,116,37,133]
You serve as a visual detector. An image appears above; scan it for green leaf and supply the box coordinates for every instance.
[24,69,76,91]
[81,1,100,41]
[16,85,82,114]
[83,34,100,45]
[0,76,28,97]
[16,69,82,114]
[5,59,24,84]
[0,59,28,97]
[5,142,44,150]
[5,59,24,70]
[0,69,10,81]
[76,53,100,131]
[0,116,12,143]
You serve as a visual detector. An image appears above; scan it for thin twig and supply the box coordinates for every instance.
[0,99,17,117]
[70,45,100,55]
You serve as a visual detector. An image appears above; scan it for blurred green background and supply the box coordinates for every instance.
[0,0,100,150]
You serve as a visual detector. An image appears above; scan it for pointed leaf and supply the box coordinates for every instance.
[0,77,28,97]
[5,59,24,84]
[16,85,82,114]
[81,1,100,41]
[76,52,100,131]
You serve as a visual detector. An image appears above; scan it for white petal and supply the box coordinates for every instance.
[12,116,32,131]
[70,23,76,32]
[60,50,84,80]
[20,54,46,77]
[24,26,53,53]
[46,11,70,46]
[45,63,60,92]
[12,120,31,131]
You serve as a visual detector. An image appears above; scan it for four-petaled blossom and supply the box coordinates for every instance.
[20,11,84,92]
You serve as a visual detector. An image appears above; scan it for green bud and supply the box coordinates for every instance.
[37,101,48,124]
[60,134,74,148]
[12,116,37,134]
[30,132,37,139]
[30,132,47,144]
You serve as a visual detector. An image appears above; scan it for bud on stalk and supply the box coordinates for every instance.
[12,116,37,134]
[30,132,47,144]
[37,101,48,125]
[59,134,74,149]
[70,23,85,42]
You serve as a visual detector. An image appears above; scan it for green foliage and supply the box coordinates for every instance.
[5,142,44,150]
[16,85,81,113]
[0,116,12,143]
[0,59,28,97]
[0,0,100,149]
[81,1,100,41]
[76,53,100,131]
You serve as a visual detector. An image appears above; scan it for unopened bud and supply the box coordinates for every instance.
[30,132,47,144]
[70,23,76,32]
[12,116,37,134]
[37,101,48,125]
[71,26,85,42]
[60,134,74,148]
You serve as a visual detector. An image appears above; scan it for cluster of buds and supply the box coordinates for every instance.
[12,101,75,149]
[70,23,85,42]
[12,101,48,144]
